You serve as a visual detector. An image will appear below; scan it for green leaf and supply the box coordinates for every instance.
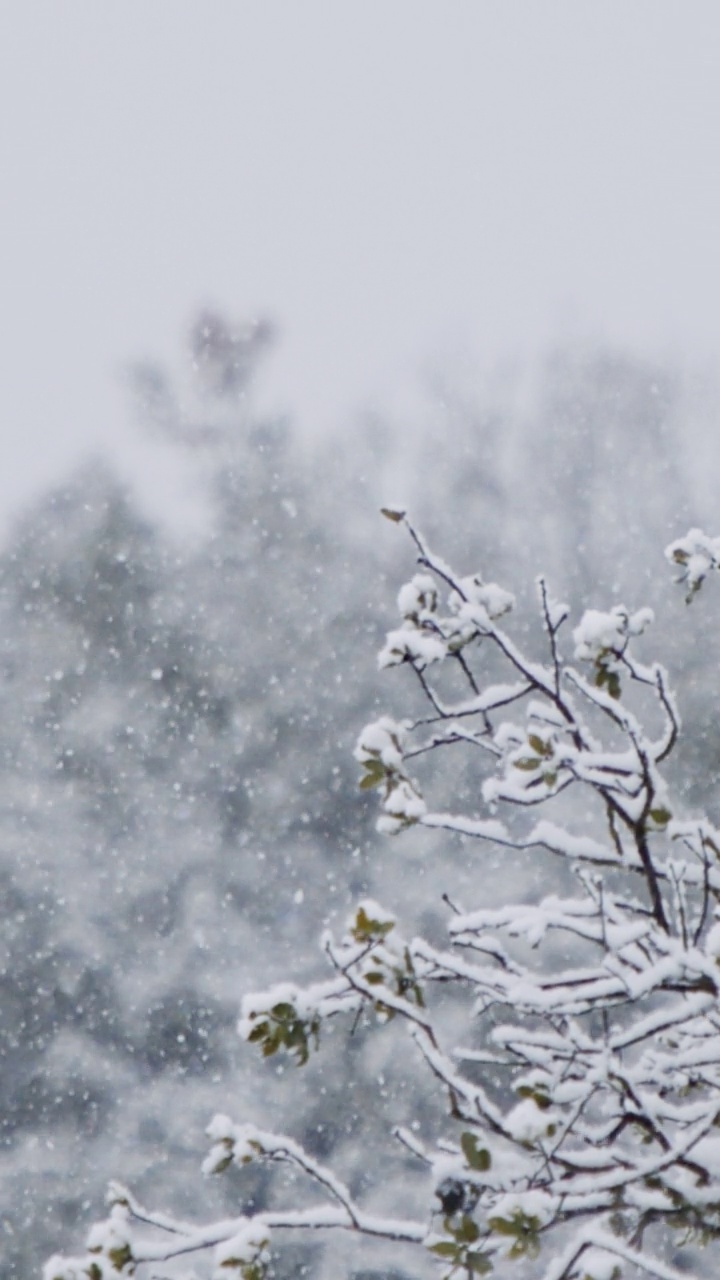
[271,1002,296,1020]
[247,1022,269,1042]
[489,1211,540,1259]
[108,1244,133,1271]
[517,1085,551,1110]
[461,1131,492,1172]
[649,806,671,828]
[456,1215,480,1244]
[428,1242,460,1259]
[359,770,384,790]
[380,507,406,523]
[467,1253,493,1275]
[241,1265,268,1280]
[514,756,540,772]
[360,758,385,781]
[352,906,395,942]
[510,1236,540,1260]
[488,1216,516,1236]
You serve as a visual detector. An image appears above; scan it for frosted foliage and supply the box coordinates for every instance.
[47,515,720,1280]
[572,606,654,662]
[666,528,720,601]
[7,329,720,1278]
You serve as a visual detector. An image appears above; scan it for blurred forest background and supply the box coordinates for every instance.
[3,314,720,1278]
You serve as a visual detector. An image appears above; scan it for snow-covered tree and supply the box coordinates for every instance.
[45,512,720,1280]
[0,317,404,1279]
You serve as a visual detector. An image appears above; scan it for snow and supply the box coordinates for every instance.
[378,626,447,669]
[453,575,515,620]
[397,573,438,618]
[354,716,407,769]
[214,1222,269,1271]
[666,527,720,598]
[503,1098,557,1144]
[32,375,720,1279]
[573,604,653,664]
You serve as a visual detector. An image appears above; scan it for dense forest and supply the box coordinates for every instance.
[2,316,719,1278]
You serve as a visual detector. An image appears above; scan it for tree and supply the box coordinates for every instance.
[0,316,407,1279]
[44,511,720,1280]
[0,464,250,1277]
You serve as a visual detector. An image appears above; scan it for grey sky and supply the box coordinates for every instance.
[2,2,719,533]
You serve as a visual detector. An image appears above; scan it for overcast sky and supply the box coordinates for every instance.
[2,2,719,534]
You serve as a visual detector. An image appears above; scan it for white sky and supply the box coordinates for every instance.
[2,2,720,534]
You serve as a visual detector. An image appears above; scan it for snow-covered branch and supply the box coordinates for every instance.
[47,515,720,1280]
